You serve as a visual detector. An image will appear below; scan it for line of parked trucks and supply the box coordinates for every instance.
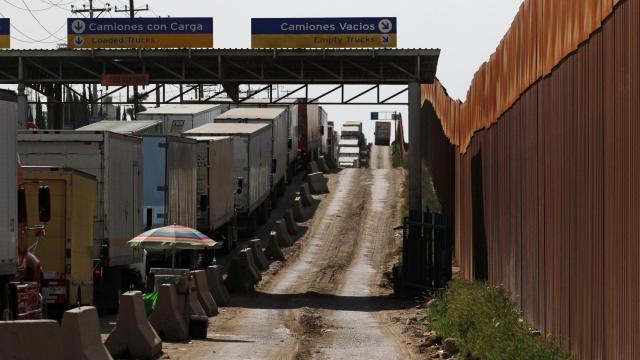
[0,90,336,319]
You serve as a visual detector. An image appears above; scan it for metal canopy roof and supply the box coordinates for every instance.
[0,48,439,85]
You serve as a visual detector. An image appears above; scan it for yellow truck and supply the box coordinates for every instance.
[23,166,96,314]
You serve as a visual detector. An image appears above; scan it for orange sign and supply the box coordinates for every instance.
[101,74,150,86]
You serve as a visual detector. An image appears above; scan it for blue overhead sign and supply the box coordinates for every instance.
[67,17,213,49]
[0,19,9,48]
[251,17,397,48]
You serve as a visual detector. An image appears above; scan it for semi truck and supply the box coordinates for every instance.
[184,123,272,236]
[17,130,144,311]
[375,121,392,146]
[0,90,50,320]
[215,108,288,198]
[185,136,237,252]
[23,167,97,315]
[297,101,321,163]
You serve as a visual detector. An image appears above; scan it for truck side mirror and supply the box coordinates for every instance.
[38,185,51,223]
[237,178,244,195]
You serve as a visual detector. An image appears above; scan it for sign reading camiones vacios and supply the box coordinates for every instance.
[67,18,213,48]
[251,17,397,48]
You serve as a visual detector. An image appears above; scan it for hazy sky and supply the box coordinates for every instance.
[1,0,523,139]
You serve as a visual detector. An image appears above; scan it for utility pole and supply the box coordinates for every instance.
[115,0,149,119]
[70,1,112,19]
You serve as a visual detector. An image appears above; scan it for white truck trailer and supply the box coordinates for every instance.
[77,120,163,135]
[185,136,237,252]
[17,130,144,311]
[215,108,288,198]
[184,123,272,236]
[136,104,231,135]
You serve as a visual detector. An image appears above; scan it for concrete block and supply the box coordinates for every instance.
[300,183,314,206]
[149,284,189,342]
[293,197,306,222]
[308,172,329,194]
[62,306,112,360]
[187,278,208,317]
[307,161,319,174]
[242,248,262,283]
[272,220,293,247]
[318,156,330,173]
[0,320,64,360]
[206,265,231,306]
[105,291,162,359]
[191,270,219,317]
[265,231,286,261]
[249,239,270,270]
[150,268,190,293]
[284,208,300,236]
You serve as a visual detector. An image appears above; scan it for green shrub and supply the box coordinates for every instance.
[428,280,569,360]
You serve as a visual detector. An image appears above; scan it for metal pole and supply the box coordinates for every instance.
[17,57,27,129]
[129,0,135,18]
[404,81,427,286]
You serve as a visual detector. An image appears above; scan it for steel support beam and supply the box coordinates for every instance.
[17,57,27,129]
[404,81,427,287]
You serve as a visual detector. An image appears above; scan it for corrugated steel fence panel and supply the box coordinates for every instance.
[421,1,639,357]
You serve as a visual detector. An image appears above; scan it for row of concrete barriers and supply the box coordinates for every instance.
[0,162,334,360]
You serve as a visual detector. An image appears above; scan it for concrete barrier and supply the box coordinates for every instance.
[272,220,293,247]
[318,156,330,173]
[300,183,314,206]
[308,172,329,194]
[150,268,190,293]
[249,239,270,270]
[105,291,162,359]
[149,284,189,341]
[61,306,112,360]
[293,197,306,222]
[225,249,261,293]
[265,231,286,261]
[191,270,219,317]
[0,320,64,360]
[206,265,231,306]
[284,208,300,236]
[187,277,208,317]
[307,160,320,174]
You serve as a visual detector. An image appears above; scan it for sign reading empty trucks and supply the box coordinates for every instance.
[67,17,213,48]
[251,17,397,48]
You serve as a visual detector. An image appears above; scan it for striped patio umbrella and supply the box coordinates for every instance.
[128,225,221,267]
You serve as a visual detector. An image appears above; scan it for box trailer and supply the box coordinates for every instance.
[136,104,231,135]
[215,108,288,196]
[17,130,144,310]
[298,101,321,163]
[77,120,163,135]
[184,123,272,235]
[23,167,97,312]
[185,136,237,251]
[141,136,197,230]
[375,121,392,146]
[319,107,329,156]
[0,90,17,278]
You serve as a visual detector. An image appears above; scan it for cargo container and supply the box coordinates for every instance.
[136,104,231,135]
[141,136,197,230]
[374,121,392,146]
[341,125,362,139]
[215,108,288,197]
[344,121,363,134]
[184,123,272,235]
[0,90,17,279]
[319,107,329,156]
[23,167,97,313]
[76,120,163,135]
[298,102,321,163]
[17,130,144,310]
[185,136,237,252]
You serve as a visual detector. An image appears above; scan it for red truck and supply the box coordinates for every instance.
[297,101,321,163]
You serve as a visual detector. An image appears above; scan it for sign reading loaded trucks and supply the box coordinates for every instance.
[67,17,213,48]
[251,17,397,48]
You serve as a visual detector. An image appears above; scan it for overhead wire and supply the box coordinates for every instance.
[18,0,66,41]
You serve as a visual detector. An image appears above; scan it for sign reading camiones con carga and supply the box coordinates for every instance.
[0,19,9,48]
[251,17,397,48]
[67,18,213,49]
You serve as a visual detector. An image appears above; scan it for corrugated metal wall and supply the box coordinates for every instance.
[421,0,639,357]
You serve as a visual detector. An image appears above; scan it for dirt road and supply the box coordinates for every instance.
[164,146,414,359]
